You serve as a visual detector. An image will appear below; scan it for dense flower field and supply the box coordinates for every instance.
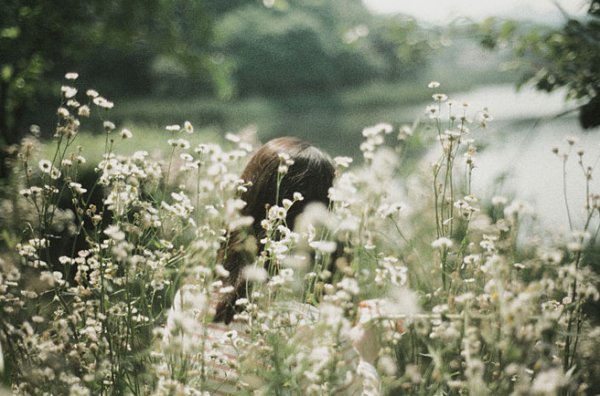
[1,74,599,395]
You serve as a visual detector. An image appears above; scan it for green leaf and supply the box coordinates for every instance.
[0,27,20,39]
[0,66,13,82]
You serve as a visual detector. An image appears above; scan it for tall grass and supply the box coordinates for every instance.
[0,74,598,395]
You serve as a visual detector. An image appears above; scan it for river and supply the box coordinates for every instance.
[428,84,600,232]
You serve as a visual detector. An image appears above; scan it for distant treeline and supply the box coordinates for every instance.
[78,0,440,100]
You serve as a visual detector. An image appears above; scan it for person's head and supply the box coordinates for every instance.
[214,137,335,323]
[239,136,335,236]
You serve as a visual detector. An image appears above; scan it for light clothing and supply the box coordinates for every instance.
[165,289,380,395]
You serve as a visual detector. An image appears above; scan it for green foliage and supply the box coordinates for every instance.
[0,0,247,151]
[477,0,600,129]
[217,5,341,95]
[213,0,438,97]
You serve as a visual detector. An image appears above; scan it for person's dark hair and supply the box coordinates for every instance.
[214,137,336,323]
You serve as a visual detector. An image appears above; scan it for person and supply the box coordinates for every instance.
[166,137,380,395]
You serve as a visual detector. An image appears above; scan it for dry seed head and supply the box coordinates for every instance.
[566,136,578,145]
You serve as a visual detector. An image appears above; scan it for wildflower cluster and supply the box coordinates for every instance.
[0,77,599,396]
[0,74,256,395]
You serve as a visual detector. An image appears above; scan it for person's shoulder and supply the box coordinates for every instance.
[205,321,247,336]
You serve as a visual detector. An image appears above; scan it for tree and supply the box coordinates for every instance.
[478,0,600,129]
[0,0,248,175]
[213,0,435,97]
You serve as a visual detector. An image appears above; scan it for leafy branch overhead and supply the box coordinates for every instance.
[477,0,600,129]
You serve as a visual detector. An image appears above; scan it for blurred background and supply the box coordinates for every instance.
[1,0,599,228]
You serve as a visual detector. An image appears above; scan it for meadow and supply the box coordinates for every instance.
[1,74,599,396]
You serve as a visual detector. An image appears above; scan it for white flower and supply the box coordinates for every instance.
[103,121,116,131]
[39,159,52,173]
[50,167,61,180]
[166,124,181,132]
[69,384,90,396]
[93,97,114,109]
[104,225,125,241]
[184,121,194,134]
[58,256,73,265]
[215,264,230,278]
[338,277,360,295]
[177,139,190,149]
[171,191,186,202]
[280,268,294,279]
[428,81,441,88]
[309,240,337,254]
[52,271,65,286]
[363,123,392,137]
[243,265,268,283]
[382,202,403,217]
[425,105,439,119]
[379,355,397,376]
[432,93,448,101]
[225,133,241,142]
[334,156,353,168]
[180,153,193,162]
[268,205,287,220]
[86,89,99,98]
[282,198,293,210]
[61,85,78,99]
[431,237,453,249]
[31,315,44,323]
[463,254,480,266]
[64,72,79,80]
[491,196,507,206]
[531,368,569,394]
[57,107,69,118]
[504,200,533,219]
[565,135,579,145]
[219,285,235,294]
[538,248,563,264]
[398,125,413,140]
[69,182,87,194]
[235,298,250,307]
[132,151,148,161]
[329,172,357,203]
[120,129,132,139]
[160,239,174,249]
